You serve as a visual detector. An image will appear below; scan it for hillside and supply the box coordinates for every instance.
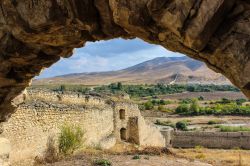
[33,56,230,85]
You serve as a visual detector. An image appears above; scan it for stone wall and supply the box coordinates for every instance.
[1,90,114,162]
[0,137,11,166]
[1,89,165,163]
[161,130,250,149]
[113,102,165,147]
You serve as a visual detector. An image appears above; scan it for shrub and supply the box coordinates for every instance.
[176,121,188,131]
[236,98,247,105]
[94,159,112,166]
[194,145,204,150]
[219,98,231,104]
[44,136,58,163]
[132,155,141,160]
[58,124,84,154]
[198,96,204,101]
[189,99,200,115]
[158,105,165,111]
[195,154,206,159]
[175,104,189,114]
[144,101,154,110]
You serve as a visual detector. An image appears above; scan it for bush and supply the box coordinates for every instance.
[198,96,204,101]
[144,101,154,110]
[58,124,84,154]
[132,155,141,160]
[189,99,200,115]
[236,98,247,105]
[94,159,112,166]
[158,105,165,111]
[175,104,189,114]
[176,121,188,131]
[44,136,58,163]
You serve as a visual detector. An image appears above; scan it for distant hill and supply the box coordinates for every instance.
[33,56,230,85]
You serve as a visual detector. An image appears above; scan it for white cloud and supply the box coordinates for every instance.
[38,39,184,78]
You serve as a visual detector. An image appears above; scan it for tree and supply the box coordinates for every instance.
[176,121,188,131]
[117,82,123,90]
[60,85,66,92]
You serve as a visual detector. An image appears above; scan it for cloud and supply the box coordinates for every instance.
[38,38,184,78]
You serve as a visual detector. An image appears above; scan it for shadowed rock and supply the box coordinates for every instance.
[0,0,250,121]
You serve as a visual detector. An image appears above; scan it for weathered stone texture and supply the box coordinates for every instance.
[0,0,250,121]
[2,90,165,163]
[164,131,250,149]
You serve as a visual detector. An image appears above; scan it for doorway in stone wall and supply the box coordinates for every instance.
[120,128,127,141]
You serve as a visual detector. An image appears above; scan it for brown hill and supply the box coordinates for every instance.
[33,57,230,85]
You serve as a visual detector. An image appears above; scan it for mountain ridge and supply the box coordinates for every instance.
[33,56,230,85]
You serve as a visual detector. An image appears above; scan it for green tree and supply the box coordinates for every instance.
[117,82,123,90]
[60,85,66,92]
[176,121,188,131]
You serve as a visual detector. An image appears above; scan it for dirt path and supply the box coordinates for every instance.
[45,154,212,166]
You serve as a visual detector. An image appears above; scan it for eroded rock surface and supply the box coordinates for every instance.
[0,0,250,121]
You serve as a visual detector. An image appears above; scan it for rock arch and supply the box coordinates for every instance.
[0,0,250,122]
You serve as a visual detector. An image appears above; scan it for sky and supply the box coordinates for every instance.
[38,38,184,78]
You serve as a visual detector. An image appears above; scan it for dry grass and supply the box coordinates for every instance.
[172,148,250,166]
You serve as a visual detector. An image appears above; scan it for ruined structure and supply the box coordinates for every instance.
[1,89,165,163]
[0,0,250,122]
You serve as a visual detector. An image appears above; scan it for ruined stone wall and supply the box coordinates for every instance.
[1,90,166,163]
[113,102,165,147]
[2,90,115,162]
[164,131,250,149]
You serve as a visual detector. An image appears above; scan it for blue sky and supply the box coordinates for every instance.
[39,38,184,78]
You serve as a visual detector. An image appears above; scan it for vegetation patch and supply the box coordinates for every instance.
[58,123,84,154]
[155,120,175,128]
[93,159,112,166]
[175,98,250,116]
[132,155,141,160]
[217,125,250,132]
[34,83,239,98]
[208,120,222,125]
[176,121,188,131]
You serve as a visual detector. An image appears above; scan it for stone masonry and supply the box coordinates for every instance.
[1,89,165,163]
